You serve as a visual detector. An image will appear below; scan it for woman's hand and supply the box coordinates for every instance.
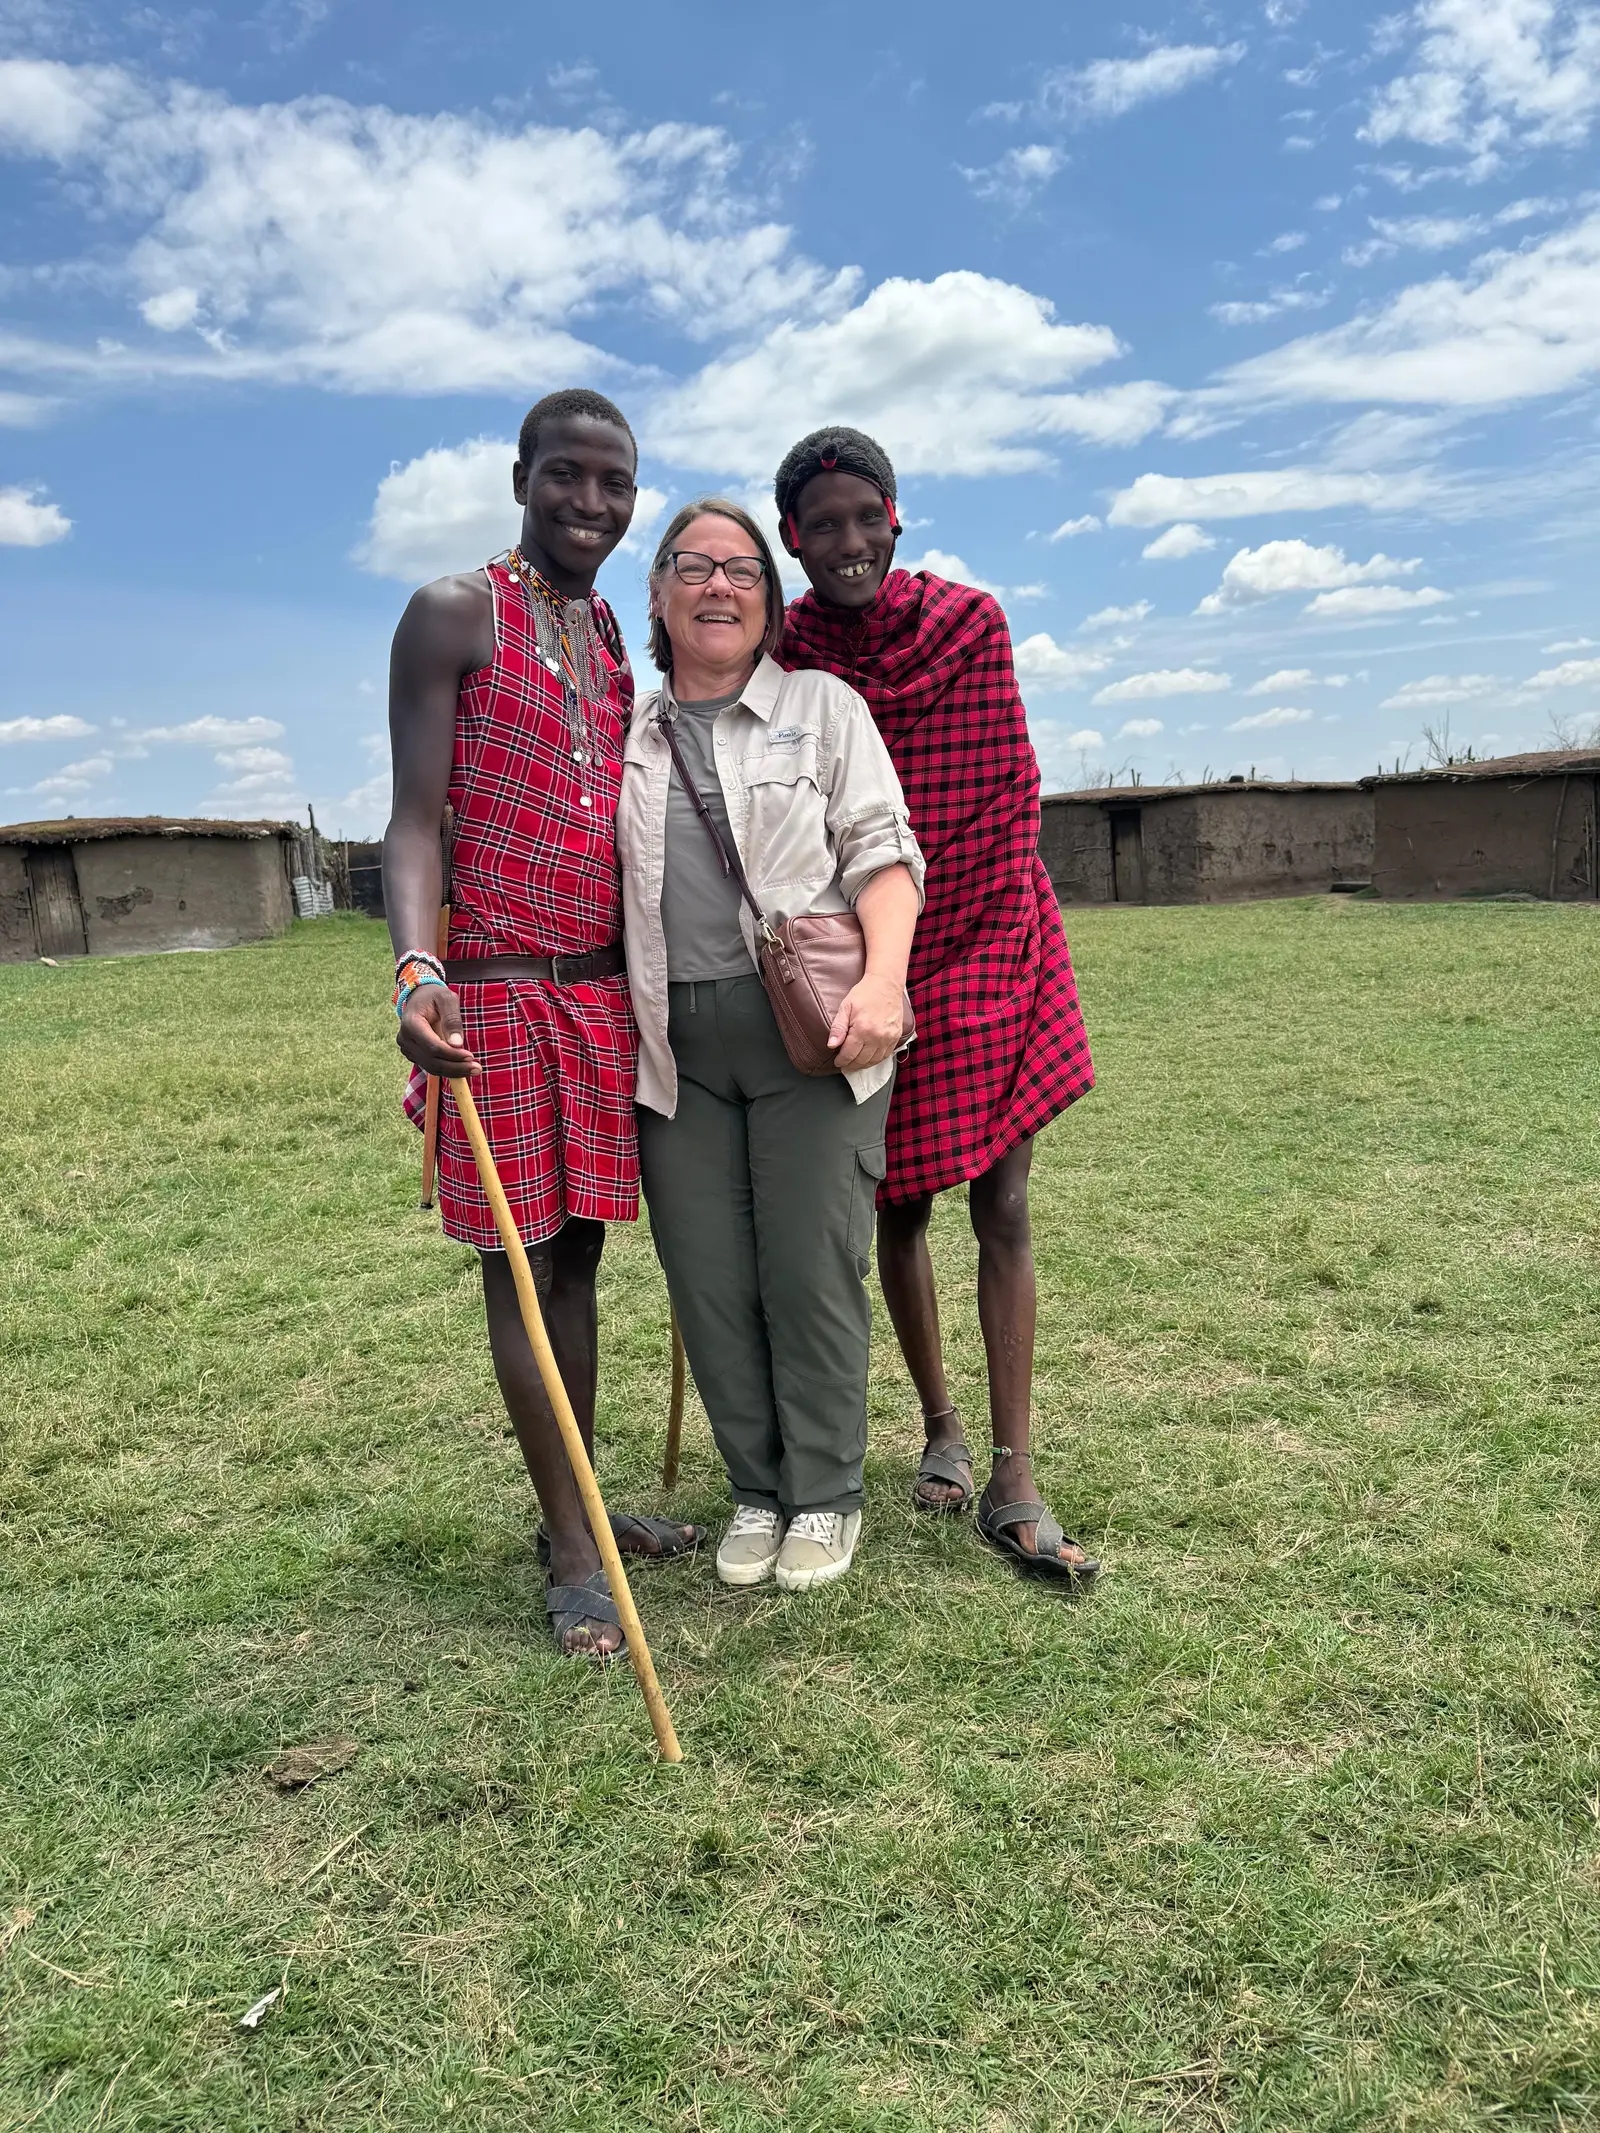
[397,985,480,1077]
[828,972,905,1071]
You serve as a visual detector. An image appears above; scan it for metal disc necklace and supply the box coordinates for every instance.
[501,547,610,812]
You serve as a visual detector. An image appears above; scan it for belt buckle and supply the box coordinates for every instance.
[550,952,575,986]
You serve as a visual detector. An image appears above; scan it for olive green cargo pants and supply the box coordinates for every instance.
[637,976,891,1516]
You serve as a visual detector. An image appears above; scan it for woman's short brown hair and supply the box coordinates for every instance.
[646,497,785,674]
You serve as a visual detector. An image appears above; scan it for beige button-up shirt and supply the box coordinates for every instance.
[618,653,926,1118]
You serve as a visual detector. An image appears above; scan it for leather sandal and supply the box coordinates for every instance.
[536,1513,703,1566]
[912,1440,976,1514]
[976,1492,1099,1587]
[544,1570,628,1662]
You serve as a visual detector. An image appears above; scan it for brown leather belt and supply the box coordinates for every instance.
[443,944,626,987]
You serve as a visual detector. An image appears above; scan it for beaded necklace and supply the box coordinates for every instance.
[500,546,612,814]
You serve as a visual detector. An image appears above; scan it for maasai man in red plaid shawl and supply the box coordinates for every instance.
[777,427,1099,1587]
[386,391,699,1664]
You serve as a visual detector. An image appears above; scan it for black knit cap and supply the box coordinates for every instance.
[773,425,900,553]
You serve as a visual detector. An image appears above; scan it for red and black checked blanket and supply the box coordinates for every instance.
[403,562,639,1249]
[781,568,1093,1204]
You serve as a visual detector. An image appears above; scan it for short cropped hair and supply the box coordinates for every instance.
[646,498,785,675]
[517,389,637,468]
[773,425,898,551]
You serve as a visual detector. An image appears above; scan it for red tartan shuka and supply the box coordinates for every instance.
[403,561,639,1249]
[780,569,1093,1205]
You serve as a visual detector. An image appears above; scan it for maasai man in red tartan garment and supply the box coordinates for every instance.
[777,426,1099,1587]
[386,390,698,1663]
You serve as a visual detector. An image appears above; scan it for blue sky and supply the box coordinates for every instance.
[1,0,1597,832]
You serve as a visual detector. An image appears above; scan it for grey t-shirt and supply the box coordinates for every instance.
[661,693,759,982]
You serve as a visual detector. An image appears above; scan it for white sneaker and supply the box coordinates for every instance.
[716,1505,786,1587]
[775,1509,862,1591]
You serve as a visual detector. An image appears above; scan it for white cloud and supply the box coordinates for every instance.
[214,746,294,775]
[1228,706,1314,730]
[1211,286,1332,326]
[1247,668,1351,693]
[0,58,858,396]
[902,549,1046,606]
[1108,466,1436,524]
[1141,522,1215,559]
[0,714,95,743]
[901,548,1002,596]
[647,271,1172,479]
[1544,635,1596,650]
[0,484,70,545]
[0,392,57,426]
[1080,600,1152,629]
[961,143,1067,206]
[1365,1,1600,161]
[1065,728,1105,749]
[5,754,114,798]
[1305,583,1450,614]
[1043,43,1246,121]
[1196,539,1422,612]
[1116,717,1165,737]
[1525,655,1600,686]
[1216,211,1600,408]
[356,435,666,582]
[1093,668,1231,702]
[1348,200,1562,265]
[1045,514,1102,540]
[1264,230,1308,254]
[1380,671,1501,706]
[358,437,519,581]
[1013,634,1114,690]
[136,715,287,744]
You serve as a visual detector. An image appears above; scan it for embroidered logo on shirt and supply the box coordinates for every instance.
[763,726,810,752]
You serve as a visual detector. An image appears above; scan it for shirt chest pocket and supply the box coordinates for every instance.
[744,735,821,789]
[739,741,833,890]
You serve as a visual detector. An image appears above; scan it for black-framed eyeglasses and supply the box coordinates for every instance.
[666,550,768,590]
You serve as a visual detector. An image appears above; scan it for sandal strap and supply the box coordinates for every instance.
[545,1570,622,1632]
[610,1512,701,1556]
[979,1496,1046,1536]
[1034,1507,1067,1559]
[916,1442,974,1488]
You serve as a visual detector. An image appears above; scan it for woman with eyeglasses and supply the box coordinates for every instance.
[617,497,924,1592]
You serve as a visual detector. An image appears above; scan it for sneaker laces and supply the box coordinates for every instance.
[786,1511,842,1547]
[727,1505,781,1538]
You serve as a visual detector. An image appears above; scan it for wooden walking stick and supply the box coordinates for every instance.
[661,1308,687,1492]
[448,1075,684,1764]
[419,806,455,1212]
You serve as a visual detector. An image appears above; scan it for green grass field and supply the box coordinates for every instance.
[3,900,1599,2132]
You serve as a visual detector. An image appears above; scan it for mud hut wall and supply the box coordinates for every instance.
[1037,799,1115,903]
[74,835,294,955]
[1181,789,1374,901]
[0,849,32,961]
[1373,775,1598,901]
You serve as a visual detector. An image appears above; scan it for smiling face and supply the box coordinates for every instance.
[513,413,637,595]
[652,512,772,692]
[790,470,898,611]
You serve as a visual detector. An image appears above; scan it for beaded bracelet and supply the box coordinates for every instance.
[393,952,450,1020]
[394,947,446,980]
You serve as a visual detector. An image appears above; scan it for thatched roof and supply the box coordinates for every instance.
[0,816,296,846]
[1361,748,1600,788]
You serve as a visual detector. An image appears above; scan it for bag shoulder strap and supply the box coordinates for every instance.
[654,708,772,939]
